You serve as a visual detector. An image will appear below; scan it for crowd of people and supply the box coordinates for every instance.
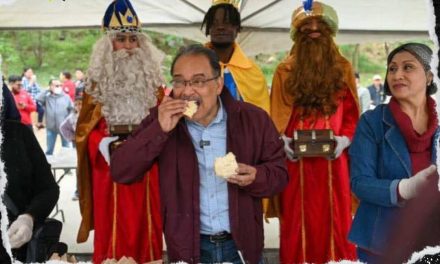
[6,68,85,145]
[0,0,439,263]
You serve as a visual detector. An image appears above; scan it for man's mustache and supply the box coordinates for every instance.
[113,47,141,57]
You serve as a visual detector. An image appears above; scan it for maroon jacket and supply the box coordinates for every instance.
[111,89,288,264]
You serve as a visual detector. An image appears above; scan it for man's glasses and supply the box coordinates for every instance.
[171,76,219,89]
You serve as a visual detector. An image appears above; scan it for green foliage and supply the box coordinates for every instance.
[0,29,198,86]
[254,52,287,86]
[0,29,101,86]
[0,28,435,89]
[147,30,198,82]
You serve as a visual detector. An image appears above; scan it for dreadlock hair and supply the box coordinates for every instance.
[201,4,242,36]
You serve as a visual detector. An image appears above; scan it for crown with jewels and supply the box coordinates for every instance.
[102,0,140,32]
[212,0,241,10]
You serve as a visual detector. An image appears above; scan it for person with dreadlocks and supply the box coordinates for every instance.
[269,1,359,263]
[75,0,163,263]
[201,0,270,113]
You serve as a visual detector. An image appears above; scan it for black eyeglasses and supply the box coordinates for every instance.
[171,76,219,89]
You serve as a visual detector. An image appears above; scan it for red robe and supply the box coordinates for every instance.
[88,119,162,263]
[280,88,358,263]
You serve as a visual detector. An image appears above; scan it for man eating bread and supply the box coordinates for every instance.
[110,44,288,264]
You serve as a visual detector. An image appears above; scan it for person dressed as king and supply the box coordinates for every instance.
[75,0,164,263]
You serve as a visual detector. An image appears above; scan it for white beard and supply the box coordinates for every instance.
[85,34,164,125]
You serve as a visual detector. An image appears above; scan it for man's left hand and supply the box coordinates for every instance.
[227,163,257,187]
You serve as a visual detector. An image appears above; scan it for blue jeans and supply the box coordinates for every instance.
[200,235,264,264]
[46,129,70,155]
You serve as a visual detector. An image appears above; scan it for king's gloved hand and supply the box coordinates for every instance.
[98,136,119,165]
[281,135,298,161]
[333,135,351,159]
[8,214,33,249]
[399,165,437,200]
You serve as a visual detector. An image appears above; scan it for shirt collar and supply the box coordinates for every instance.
[186,97,226,128]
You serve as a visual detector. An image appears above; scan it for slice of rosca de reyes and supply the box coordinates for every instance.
[183,100,198,118]
[214,152,238,179]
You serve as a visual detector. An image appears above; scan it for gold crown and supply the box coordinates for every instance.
[108,8,139,29]
[212,0,240,9]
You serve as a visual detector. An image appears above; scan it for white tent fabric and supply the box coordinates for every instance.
[0,0,434,54]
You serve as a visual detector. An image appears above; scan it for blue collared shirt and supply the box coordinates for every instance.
[186,98,230,235]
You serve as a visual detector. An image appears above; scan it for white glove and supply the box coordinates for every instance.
[333,136,351,159]
[281,135,298,161]
[399,165,437,200]
[8,214,34,249]
[98,136,119,165]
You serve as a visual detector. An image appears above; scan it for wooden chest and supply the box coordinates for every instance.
[291,129,336,159]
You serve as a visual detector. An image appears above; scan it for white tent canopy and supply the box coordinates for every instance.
[0,0,434,54]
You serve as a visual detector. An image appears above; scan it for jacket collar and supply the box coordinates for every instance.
[219,86,240,114]
[382,105,412,176]
[382,103,440,173]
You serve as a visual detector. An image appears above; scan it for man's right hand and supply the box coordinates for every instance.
[158,96,186,133]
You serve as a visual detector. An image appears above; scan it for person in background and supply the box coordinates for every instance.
[268,1,359,263]
[74,68,85,97]
[60,94,83,201]
[111,44,288,264]
[37,79,73,155]
[8,75,36,130]
[60,95,82,146]
[22,67,44,129]
[201,0,270,113]
[60,71,76,101]
[367,74,386,107]
[348,43,439,263]
[355,72,371,114]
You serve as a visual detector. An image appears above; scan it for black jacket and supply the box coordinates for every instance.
[2,120,59,223]
[2,83,21,121]
[0,120,59,262]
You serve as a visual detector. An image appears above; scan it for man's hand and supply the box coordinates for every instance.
[158,96,186,133]
[227,163,257,187]
[399,165,437,200]
[8,214,34,249]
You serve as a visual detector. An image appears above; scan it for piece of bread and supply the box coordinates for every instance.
[214,152,238,179]
[183,100,198,118]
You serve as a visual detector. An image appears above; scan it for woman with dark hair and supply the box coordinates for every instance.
[348,42,439,263]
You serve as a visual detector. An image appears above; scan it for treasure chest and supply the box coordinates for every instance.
[290,129,336,159]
